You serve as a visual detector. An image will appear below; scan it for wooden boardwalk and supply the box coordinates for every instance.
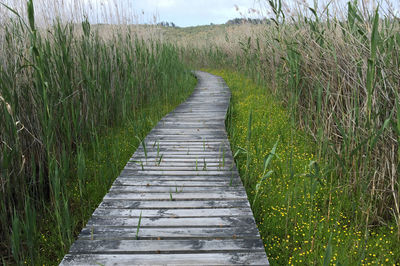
[61,71,269,265]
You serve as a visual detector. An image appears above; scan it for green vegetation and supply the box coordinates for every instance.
[0,1,195,264]
[189,4,400,237]
[188,1,400,264]
[209,69,398,265]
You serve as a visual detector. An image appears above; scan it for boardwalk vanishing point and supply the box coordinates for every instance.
[61,71,269,265]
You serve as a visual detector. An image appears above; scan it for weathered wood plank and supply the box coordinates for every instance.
[99,200,250,209]
[131,155,234,160]
[103,191,247,200]
[147,134,227,139]
[126,160,234,166]
[154,124,224,128]
[143,139,229,143]
[61,252,269,265]
[78,226,260,240]
[137,142,227,146]
[131,151,230,156]
[108,186,241,193]
[119,172,240,180]
[160,118,226,122]
[92,208,253,218]
[134,147,230,153]
[69,239,264,253]
[142,143,231,148]
[113,179,240,187]
[127,162,233,167]
[118,170,238,176]
[117,173,240,179]
[124,166,235,172]
[144,136,228,141]
[140,143,231,149]
[124,166,236,171]
[114,176,241,183]
[150,130,228,135]
[87,216,256,228]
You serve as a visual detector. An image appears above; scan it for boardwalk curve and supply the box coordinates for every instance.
[61,71,269,265]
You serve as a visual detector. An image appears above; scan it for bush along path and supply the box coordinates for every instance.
[60,71,269,265]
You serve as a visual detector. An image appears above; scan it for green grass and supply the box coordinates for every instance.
[207,69,399,265]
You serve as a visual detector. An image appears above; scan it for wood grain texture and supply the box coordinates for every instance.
[61,253,269,265]
[60,71,269,265]
[77,226,260,240]
[67,239,265,253]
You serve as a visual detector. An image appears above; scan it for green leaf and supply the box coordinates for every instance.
[262,170,274,180]
[370,115,391,149]
[247,110,252,142]
[309,7,318,21]
[135,211,142,240]
[27,0,35,32]
[370,7,380,61]
[263,136,280,174]
[323,233,333,266]
[0,2,29,30]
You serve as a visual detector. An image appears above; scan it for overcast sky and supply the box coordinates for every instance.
[83,0,263,27]
[83,0,400,27]
[2,0,399,27]
[135,0,264,26]
[0,0,261,27]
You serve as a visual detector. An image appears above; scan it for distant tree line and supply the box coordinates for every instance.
[156,18,270,28]
[226,18,270,25]
[157,21,176,27]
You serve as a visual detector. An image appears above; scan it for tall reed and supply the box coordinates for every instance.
[188,1,400,235]
[0,1,194,263]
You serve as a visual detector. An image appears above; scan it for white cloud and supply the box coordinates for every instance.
[156,0,177,8]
